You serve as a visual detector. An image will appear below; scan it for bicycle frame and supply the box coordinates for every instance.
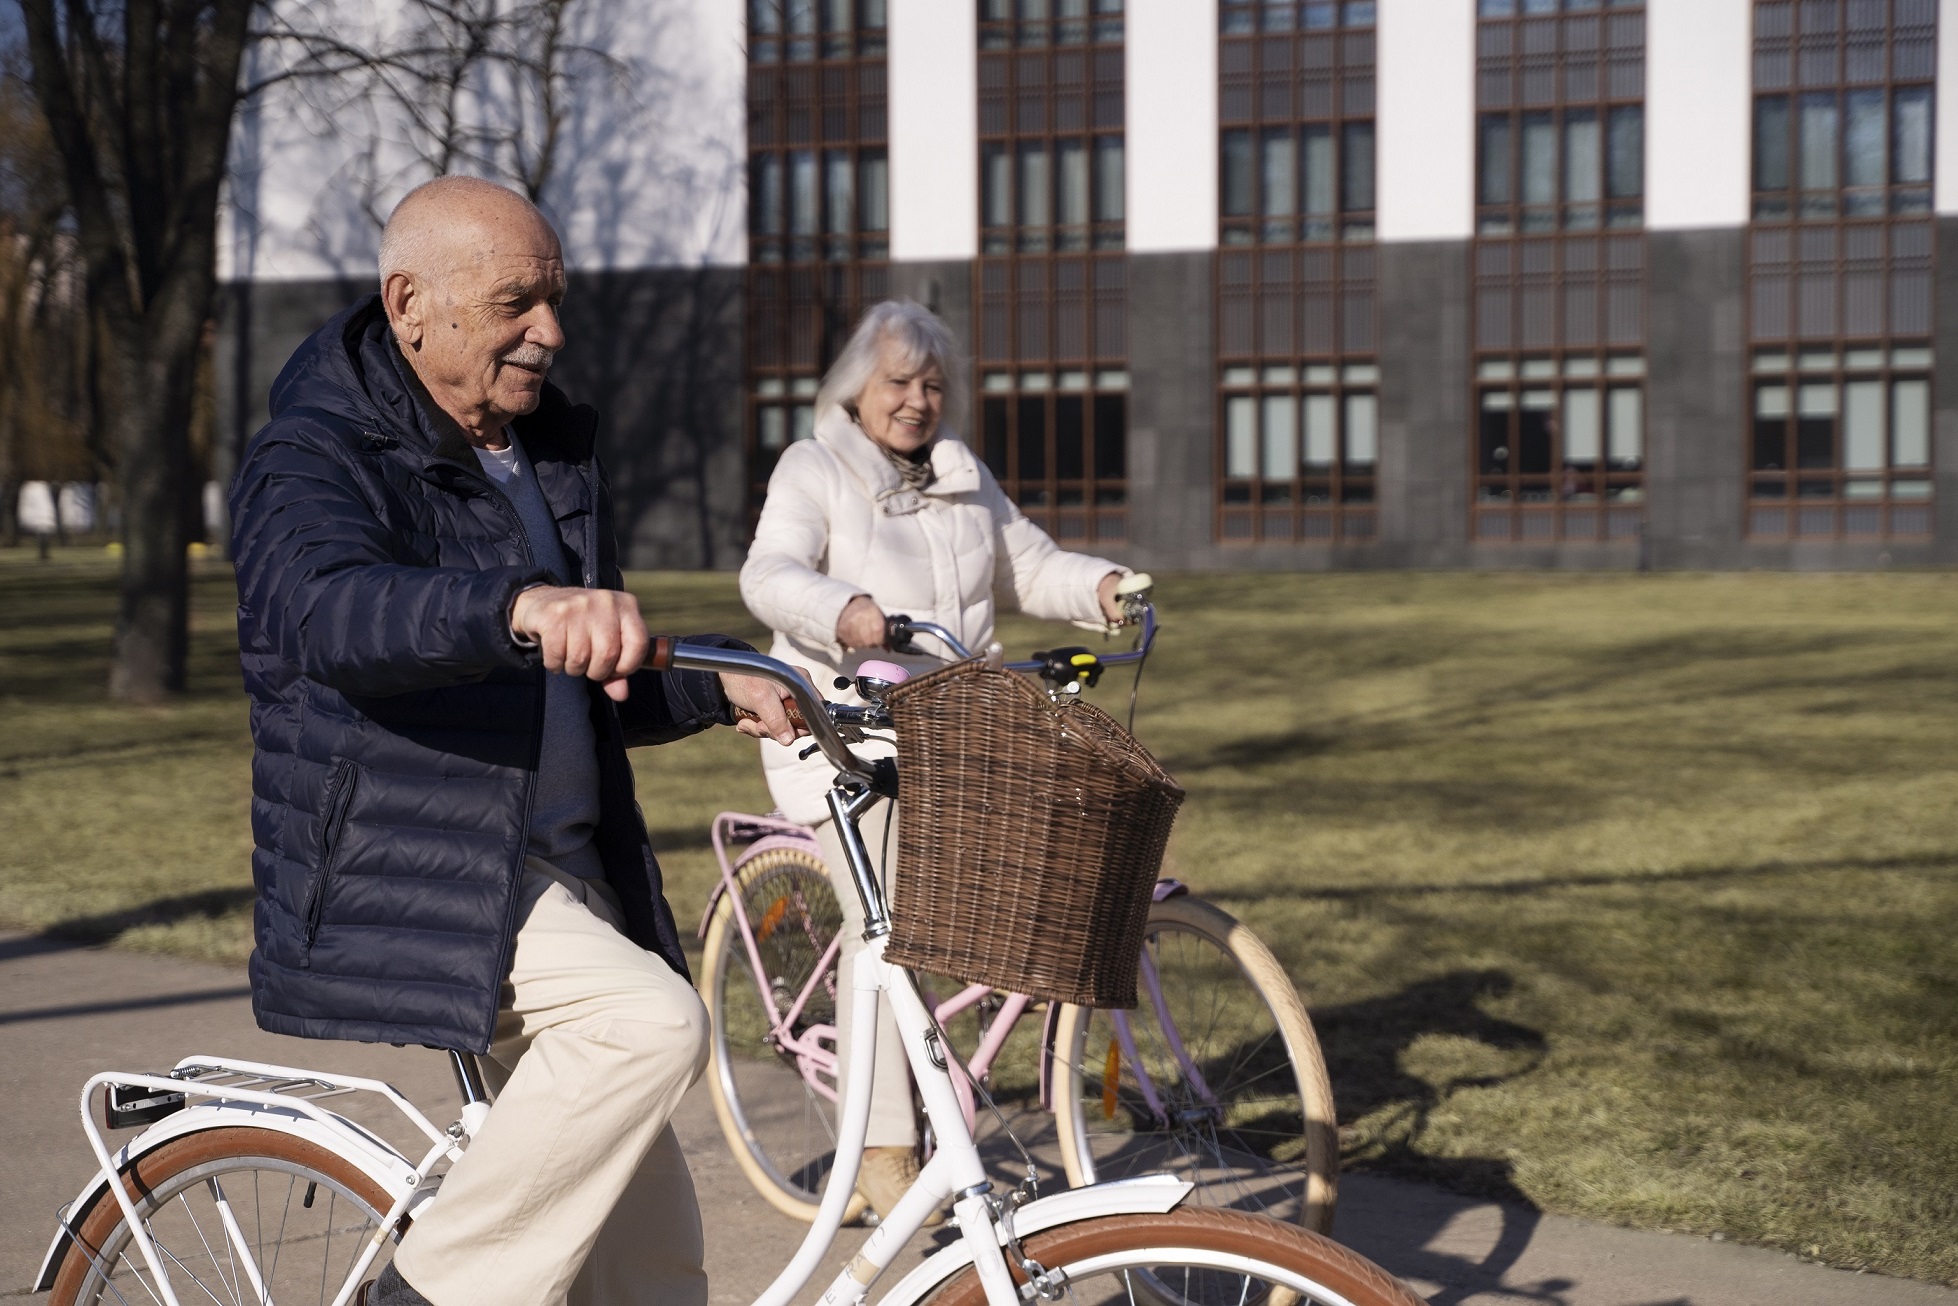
[49,639,1200,1306]
[710,805,1220,1135]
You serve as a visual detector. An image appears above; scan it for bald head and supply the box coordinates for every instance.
[378,175,567,446]
[379,175,558,288]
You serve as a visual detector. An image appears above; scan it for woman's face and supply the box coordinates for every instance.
[854,335,944,456]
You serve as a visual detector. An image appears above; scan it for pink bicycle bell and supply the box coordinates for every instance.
[853,659,910,700]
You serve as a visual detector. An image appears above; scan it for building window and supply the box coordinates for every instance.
[746,0,890,519]
[1473,353,1644,541]
[1219,364,1378,542]
[1471,0,1645,543]
[1747,0,1935,540]
[1475,0,1644,234]
[1215,0,1375,544]
[1748,348,1933,536]
[976,0,1129,545]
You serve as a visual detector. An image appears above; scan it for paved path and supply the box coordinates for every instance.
[4,932,1953,1305]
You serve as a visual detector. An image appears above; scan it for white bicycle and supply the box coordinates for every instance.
[35,639,1422,1306]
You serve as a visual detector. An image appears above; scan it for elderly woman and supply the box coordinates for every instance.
[740,299,1125,1220]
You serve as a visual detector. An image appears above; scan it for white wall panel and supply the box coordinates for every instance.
[220,0,746,281]
[1127,0,1218,253]
[1376,0,1475,243]
[1939,0,1958,211]
[1646,0,1751,230]
[889,0,978,262]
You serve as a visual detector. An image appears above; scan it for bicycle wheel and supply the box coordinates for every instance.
[924,1208,1423,1306]
[1052,895,1339,1234]
[701,845,868,1223]
[49,1126,393,1306]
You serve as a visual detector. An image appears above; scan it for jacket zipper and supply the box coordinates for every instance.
[305,760,360,949]
[448,454,550,1053]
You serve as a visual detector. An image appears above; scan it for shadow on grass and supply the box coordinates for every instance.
[1206,849,1958,904]
[41,887,257,947]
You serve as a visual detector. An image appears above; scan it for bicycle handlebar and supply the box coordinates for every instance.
[885,603,1159,679]
[649,637,879,783]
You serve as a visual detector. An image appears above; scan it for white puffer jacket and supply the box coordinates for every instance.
[740,410,1123,822]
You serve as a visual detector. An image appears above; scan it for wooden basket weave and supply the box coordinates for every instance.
[881,659,1184,1009]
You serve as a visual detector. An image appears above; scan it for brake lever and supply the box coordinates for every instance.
[883,612,921,655]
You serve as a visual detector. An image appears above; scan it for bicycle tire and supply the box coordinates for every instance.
[701,845,869,1224]
[49,1126,394,1306]
[1052,895,1339,1235]
[923,1207,1423,1306]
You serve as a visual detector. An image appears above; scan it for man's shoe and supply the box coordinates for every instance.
[855,1146,946,1228]
[358,1262,434,1306]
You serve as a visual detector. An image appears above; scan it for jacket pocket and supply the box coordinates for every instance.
[303,758,361,953]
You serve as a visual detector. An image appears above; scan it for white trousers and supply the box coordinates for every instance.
[393,864,711,1306]
[812,800,917,1149]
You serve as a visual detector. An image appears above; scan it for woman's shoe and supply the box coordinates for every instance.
[855,1146,947,1227]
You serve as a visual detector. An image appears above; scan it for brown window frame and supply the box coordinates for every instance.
[974,0,1130,547]
[745,0,891,524]
[1470,0,1647,545]
[1744,0,1937,541]
[1214,0,1377,546]
[1472,351,1646,542]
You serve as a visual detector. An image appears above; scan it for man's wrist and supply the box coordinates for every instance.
[509,582,547,649]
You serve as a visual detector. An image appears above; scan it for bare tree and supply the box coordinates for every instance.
[254,0,635,246]
[16,0,252,700]
[0,60,99,548]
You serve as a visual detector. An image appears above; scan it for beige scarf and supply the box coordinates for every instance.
[879,438,936,492]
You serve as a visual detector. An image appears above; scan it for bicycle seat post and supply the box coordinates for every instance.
[449,1049,489,1108]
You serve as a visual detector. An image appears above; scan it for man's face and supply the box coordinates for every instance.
[386,210,567,441]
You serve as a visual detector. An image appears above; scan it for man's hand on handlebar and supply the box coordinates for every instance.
[510,585,650,702]
[835,594,888,651]
[722,674,806,746]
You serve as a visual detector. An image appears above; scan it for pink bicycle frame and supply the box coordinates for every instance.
[706,812,1218,1133]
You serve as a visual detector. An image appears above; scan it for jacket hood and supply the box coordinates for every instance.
[266,293,591,465]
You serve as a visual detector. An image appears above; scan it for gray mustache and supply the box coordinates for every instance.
[501,344,555,371]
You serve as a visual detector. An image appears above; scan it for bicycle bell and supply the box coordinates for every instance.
[851,658,910,701]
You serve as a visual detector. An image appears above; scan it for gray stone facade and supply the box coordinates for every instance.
[218,234,1953,572]
[216,267,749,570]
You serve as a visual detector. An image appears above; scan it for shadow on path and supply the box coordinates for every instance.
[1313,969,1554,1303]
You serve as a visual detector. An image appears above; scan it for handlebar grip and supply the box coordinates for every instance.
[733,703,810,730]
[648,635,675,671]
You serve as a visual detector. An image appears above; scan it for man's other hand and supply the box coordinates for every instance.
[510,586,649,702]
[722,674,805,746]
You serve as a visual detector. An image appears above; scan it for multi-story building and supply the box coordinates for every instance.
[216,0,1958,569]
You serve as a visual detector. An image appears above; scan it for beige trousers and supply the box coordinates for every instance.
[812,800,917,1149]
[392,864,711,1306]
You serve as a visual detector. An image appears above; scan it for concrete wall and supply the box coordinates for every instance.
[215,267,748,571]
[1645,228,1746,568]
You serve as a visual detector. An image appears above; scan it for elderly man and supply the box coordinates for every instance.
[230,176,800,1306]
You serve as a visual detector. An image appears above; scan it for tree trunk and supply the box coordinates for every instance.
[105,285,207,701]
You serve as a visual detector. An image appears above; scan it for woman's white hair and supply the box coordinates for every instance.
[815,300,965,429]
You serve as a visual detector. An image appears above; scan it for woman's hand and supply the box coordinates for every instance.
[1096,572,1127,623]
[836,594,888,651]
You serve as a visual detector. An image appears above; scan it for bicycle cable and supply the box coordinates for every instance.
[874,798,1044,1200]
[914,976,1043,1204]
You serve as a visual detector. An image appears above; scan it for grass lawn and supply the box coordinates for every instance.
[2,550,1955,1283]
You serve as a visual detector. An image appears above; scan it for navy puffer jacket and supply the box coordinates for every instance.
[232,295,736,1052]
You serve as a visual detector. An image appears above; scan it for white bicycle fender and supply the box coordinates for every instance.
[34,1102,418,1292]
[873,1174,1192,1306]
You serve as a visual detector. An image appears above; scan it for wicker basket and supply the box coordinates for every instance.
[881,659,1185,1009]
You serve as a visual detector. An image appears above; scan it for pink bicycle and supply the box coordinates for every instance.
[696,586,1340,1234]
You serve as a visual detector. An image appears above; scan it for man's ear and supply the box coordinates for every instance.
[381,270,423,350]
